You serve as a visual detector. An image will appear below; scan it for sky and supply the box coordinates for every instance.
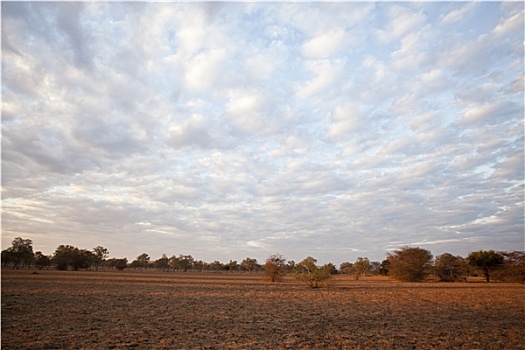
[2,1,524,266]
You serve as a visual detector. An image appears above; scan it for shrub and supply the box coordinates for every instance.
[263,254,286,282]
[387,247,433,282]
[293,257,332,288]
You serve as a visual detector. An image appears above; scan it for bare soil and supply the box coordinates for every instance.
[2,269,524,349]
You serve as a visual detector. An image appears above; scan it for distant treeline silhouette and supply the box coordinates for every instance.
[2,237,524,283]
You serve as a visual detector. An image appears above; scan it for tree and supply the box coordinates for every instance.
[263,254,286,282]
[241,257,260,273]
[467,250,504,282]
[154,254,170,271]
[113,258,128,271]
[370,261,381,275]
[387,247,433,282]
[178,255,194,272]
[379,259,390,276]
[53,245,95,271]
[209,260,224,272]
[2,249,15,267]
[493,251,525,283]
[93,246,109,270]
[353,257,371,280]
[339,262,354,275]
[134,253,150,270]
[299,256,317,273]
[34,251,52,270]
[323,262,338,275]
[294,257,332,288]
[227,260,238,273]
[434,253,467,282]
[194,260,206,272]
[6,237,34,269]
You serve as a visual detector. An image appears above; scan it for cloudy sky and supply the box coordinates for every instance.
[2,2,523,265]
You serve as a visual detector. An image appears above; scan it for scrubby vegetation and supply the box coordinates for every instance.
[2,237,524,283]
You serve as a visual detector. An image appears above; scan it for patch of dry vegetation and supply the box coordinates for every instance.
[2,269,524,349]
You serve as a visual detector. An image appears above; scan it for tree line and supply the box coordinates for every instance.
[2,237,524,285]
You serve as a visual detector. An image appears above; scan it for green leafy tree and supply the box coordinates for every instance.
[53,245,95,271]
[209,260,224,272]
[6,237,34,269]
[2,249,15,267]
[434,253,467,282]
[263,254,286,282]
[323,262,338,275]
[467,250,504,282]
[299,256,318,273]
[241,257,260,273]
[113,258,128,271]
[353,257,371,280]
[134,253,150,270]
[339,262,354,275]
[93,246,109,270]
[227,260,238,273]
[154,254,170,271]
[194,260,206,272]
[387,247,433,282]
[379,259,390,276]
[34,251,52,270]
[285,260,296,273]
[294,257,332,288]
[178,255,194,272]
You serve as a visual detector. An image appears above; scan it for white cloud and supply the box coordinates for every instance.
[2,2,523,265]
[301,29,345,59]
[295,59,343,99]
[440,3,477,24]
[184,48,227,92]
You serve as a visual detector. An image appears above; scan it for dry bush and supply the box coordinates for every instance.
[263,253,286,282]
[387,246,433,282]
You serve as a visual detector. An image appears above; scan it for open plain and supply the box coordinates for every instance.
[2,269,524,349]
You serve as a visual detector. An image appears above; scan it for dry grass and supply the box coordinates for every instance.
[2,269,524,349]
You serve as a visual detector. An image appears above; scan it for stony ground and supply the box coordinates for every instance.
[2,269,524,349]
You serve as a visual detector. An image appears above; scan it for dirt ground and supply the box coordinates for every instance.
[2,269,524,349]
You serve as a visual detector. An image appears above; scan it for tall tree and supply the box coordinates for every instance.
[93,246,109,270]
[135,253,150,270]
[7,237,34,269]
[353,257,371,280]
[466,250,504,282]
[387,247,433,282]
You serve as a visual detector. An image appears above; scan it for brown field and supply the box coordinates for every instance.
[2,269,524,349]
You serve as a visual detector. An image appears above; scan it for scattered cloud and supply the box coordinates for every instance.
[2,2,523,265]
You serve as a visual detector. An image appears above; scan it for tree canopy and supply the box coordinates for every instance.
[387,247,433,282]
